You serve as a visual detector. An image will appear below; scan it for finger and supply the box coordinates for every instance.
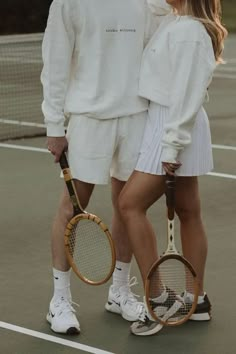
[168,171,175,176]
[163,166,174,176]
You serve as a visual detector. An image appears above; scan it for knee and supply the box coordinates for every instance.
[58,194,74,224]
[118,192,137,222]
[175,200,201,223]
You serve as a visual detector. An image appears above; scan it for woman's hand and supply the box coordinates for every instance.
[162,161,182,176]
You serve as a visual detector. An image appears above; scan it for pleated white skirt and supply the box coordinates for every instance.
[136,102,213,176]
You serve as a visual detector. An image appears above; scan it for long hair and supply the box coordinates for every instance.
[180,0,228,63]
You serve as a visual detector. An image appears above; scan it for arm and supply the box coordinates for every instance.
[41,0,75,138]
[161,39,215,164]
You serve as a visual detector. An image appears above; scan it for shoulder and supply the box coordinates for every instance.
[49,0,77,11]
[147,0,172,15]
[168,16,211,44]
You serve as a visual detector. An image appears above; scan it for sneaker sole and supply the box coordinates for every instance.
[46,313,80,334]
[189,312,211,321]
[131,323,163,336]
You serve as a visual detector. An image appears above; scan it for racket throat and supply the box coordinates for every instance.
[166,219,178,254]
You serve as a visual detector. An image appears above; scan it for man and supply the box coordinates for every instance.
[41,0,170,334]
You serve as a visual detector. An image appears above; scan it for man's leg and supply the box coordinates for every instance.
[111,177,132,263]
[47,180,94,334]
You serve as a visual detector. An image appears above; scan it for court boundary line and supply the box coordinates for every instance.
[212,144,236,151]
[1,142,236,180]
[208,172,236,180]
[0,321,115,354]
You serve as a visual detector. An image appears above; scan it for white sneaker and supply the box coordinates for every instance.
[46,296,80,334]
[105,277,144,321]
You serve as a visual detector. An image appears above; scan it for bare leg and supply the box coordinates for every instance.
[51,180,95,271]
[111,177,133,263]
[175,177,207,295]
[119,171,166,286]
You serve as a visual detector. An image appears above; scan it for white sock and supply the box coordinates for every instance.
[112,261,131,289]
[186,291,205,304]
[52,268,72,301]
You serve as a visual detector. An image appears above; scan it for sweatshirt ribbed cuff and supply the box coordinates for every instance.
[46,122,66,137]
[160,145,179,163]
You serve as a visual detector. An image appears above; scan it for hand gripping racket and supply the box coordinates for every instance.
[59,152,116,285]
[145,174,199,325]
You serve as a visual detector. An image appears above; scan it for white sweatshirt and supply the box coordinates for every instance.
[41,0,170,137]
[139,14,217,163]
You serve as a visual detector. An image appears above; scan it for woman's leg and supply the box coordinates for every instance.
[175,177,207,295]
[119,170,166,286]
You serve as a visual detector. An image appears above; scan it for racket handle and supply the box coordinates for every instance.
[166,174,175,219]
[59,151,69,170]
[59,151,83,214]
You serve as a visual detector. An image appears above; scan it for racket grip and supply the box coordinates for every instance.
[166,174,175,216]
[59,151,69,170]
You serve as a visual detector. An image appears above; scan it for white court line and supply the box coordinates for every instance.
[207,172,236,180]
[0,118,46,128]
[1,142,236,180]
[0,143,48,153]
[212,144,236,151]
[0,321,114,354]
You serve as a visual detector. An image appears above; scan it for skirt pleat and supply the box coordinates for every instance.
[136,103,213,176]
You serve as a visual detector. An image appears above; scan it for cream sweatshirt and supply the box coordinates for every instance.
[139,14,217,162]
[41,0,170,136]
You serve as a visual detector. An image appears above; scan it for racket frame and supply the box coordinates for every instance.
[59,152,116,285]
[145,254,199,325]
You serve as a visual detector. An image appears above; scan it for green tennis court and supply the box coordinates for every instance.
[0,34,236,354]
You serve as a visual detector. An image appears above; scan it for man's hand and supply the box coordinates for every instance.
[162,161,182,176]
[47,136,68,163]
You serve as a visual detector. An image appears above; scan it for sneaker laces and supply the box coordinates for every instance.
[121,277,139,301]
[54,297,80,316]
[136,302,153,323]
[120,277,145,309]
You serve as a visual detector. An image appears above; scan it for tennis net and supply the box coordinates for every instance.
[0,33,46,141]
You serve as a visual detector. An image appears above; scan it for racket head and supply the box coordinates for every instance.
[64,213,116,285]
[145,254,199,326]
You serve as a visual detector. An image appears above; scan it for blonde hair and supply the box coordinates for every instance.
[181,0,228,63]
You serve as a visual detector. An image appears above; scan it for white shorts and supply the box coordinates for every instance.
[136,103,213,176]
[66,112,147,184]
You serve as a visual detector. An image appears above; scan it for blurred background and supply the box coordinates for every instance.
[0,0,235,35]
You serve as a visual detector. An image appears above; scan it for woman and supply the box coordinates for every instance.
[119,0,227,336]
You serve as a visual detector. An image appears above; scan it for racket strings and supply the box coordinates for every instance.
[67,218,113,283]
[147,258,197,324]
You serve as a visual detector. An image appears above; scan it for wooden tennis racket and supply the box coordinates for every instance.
[145,174,199,326]
[59,152,116,286]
